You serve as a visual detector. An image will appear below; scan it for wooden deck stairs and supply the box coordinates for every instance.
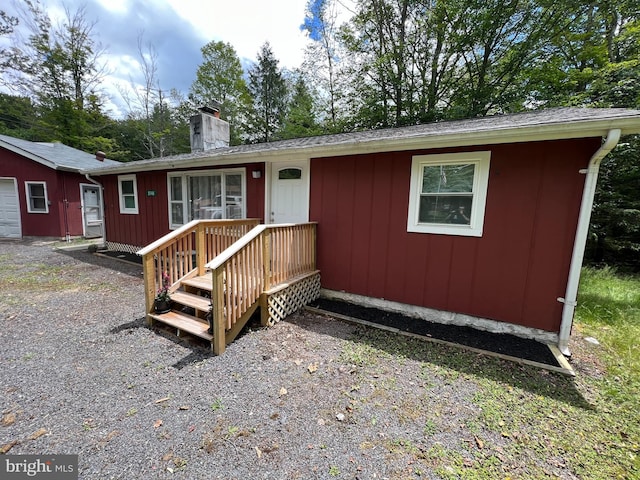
[138,220,320,355]
[148,273,215,343]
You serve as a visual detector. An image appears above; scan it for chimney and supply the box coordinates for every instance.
[96,151,105,162]
[189,103,230,153]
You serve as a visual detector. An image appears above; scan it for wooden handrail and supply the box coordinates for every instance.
[138,220,317,356]
[208,223,317,354]
[205,225,267,270]
[138,219,260,318]
[136,220,200,257]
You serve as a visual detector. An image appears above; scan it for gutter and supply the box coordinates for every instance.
[557,128,621,356]
[82,115,640,176]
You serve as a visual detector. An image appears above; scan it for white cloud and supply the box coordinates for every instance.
[166,0,311,69]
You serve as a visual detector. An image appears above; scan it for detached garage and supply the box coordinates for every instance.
[0,134,121,240]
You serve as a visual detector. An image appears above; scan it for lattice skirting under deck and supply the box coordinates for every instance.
[266,273,321,325]
[105,241,143,254]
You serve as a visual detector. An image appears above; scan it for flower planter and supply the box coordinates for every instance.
[154,299,171,314]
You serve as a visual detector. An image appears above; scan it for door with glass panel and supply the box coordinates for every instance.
[169,171,245,228]
[81,184,103,238]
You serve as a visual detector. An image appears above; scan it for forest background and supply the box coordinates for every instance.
[0,0,638,269]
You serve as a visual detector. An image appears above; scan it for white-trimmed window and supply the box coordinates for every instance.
[118,174,138,214]
[168,169,246,229]
[25,181,49,213]
[407,151,491,237]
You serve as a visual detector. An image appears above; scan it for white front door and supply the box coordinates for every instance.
[269,161,309,224]
[0,178,21,238]
[81,184,103,238]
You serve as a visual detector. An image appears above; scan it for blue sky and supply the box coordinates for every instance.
[5,0,345,116]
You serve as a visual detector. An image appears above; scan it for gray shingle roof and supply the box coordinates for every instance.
[0,134,121,171]
[84,107,640,175]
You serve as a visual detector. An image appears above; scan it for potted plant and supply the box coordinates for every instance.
[154,272,172,313]
[206,302,213,334]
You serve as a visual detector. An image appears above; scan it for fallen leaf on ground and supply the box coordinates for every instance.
[153,419,163,428]
[255,446,262,458]
[162,452,174,462]
[1,412,16,426]
[28,428,47,440]
[475,436,484,449]
[178,406,190,410]
[308,363,318,373]
[101,430,120,442]
[0,440,19,453]
[279,387,288,396]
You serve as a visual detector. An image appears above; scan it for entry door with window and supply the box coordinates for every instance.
[81,184,103,238]
[270,161,309,224]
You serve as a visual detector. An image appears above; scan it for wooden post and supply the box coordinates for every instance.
[262,229,272,291]
[142,253,156,325]
[261,230,272,327]
[311,223,317,270]
[212,266,226,355]
[196,222,206,276]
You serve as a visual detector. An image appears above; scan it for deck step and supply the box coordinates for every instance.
[171,290,211,312]
[181,272,212,292]
[149,311,213,341]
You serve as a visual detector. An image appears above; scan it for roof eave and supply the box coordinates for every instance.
[0,140,58,170]
[84,115,640,176]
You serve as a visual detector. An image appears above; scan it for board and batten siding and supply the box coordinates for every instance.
[100,163,265,248]
[0,148,87,237]
[309,138,601,333]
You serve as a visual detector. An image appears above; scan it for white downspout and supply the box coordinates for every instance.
[557,128,621,356]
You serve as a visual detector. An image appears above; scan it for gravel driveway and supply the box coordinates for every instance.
[0,240,536,479]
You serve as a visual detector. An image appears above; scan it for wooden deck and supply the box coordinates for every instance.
[139,221,319,354]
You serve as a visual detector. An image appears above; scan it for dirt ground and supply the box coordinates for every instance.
[0,239,604,479]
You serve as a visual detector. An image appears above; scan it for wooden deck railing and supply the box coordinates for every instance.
[206,223,317,354]
[137,219,260,316]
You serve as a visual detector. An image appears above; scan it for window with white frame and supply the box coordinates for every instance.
[118,174,138,214]
[25,181,48,213]
[168,169,246,229]
[407,151,491,237]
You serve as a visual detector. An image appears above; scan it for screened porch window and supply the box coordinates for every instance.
[407,152,490,237]
[168,169,246,229]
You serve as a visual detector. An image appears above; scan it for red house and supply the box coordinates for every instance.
[0,135,120,240]
[85,107,640,355]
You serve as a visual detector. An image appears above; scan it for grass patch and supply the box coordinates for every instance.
[464,267,640,479]
[339,267,640,479]
[0,263,75,291]
[577,266,640,405]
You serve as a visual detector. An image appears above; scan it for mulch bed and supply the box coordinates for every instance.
[310,298,562,368]
[94,249,561,368]
[95,249,142,265]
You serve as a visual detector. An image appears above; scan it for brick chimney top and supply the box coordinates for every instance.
[199,105,220,118]
[95,151,106,162]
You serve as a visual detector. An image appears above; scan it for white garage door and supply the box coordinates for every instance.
[0,178,21,238]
